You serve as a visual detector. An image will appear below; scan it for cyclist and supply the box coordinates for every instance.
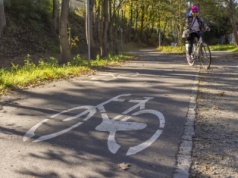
[184,6,210,63]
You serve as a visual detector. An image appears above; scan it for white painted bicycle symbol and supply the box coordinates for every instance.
[23,94,165,156]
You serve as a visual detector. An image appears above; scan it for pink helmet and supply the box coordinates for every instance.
[191,6,199,12]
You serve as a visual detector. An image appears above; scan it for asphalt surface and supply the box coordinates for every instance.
[0,49,200,178]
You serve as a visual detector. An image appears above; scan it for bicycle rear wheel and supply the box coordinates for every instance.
[199,43,211,69]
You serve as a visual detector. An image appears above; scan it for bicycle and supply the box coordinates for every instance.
[23,94,165,156]
[185,30,211,69]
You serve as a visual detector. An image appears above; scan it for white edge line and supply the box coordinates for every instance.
[173,68,200,178]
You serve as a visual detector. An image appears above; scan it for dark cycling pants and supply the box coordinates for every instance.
[187,32,201,55]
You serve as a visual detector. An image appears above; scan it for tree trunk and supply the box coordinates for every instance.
[127,1,133,42]
[100,0,109,57]
[4,0,11,8]
[59,0,71,64]
[0,0,6,38]
[95,2,100,44]
[228,0,238,45]
[140,4,145,42]
[86,0,96,59]
[135,7,139,41]
[52,0,60,33]
[111,0,119,54]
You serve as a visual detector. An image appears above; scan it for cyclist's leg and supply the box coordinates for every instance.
[186,33,196,65]
[188,33,196,56]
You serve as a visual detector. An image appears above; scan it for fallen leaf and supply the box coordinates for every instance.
[212,105,219,110]
[217,92,225,97]
[11,102,19,105]
[118,162,131,170]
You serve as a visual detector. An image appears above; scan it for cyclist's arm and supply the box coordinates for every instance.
[199,17,210,31]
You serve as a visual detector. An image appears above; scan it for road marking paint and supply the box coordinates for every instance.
[33,122,84,142]
[126,129,163,156]
[23,94,165,156]
[23,119,49,141]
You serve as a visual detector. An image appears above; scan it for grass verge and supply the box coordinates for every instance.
[0,54,134,96]
[209,44,238,52]
[156,46,185,54]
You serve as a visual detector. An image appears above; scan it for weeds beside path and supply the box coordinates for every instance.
[0,54,134,97]
[190,51,238,177]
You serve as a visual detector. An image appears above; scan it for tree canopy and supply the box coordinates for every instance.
[0,0,238,62]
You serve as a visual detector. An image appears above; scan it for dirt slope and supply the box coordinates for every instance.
[0,12,86,68]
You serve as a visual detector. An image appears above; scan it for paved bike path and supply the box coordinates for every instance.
[0,49,199,178]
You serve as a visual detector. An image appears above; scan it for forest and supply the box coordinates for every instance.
[0,0,238,65]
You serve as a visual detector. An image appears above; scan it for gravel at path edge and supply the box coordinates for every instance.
[190,52,238,178]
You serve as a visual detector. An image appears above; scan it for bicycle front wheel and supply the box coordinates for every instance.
[199,43,211,69]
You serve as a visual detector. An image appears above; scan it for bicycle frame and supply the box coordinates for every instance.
[186,30,211,69]
[195,31,204,57]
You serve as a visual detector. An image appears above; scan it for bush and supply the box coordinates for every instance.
[5,0,52,21]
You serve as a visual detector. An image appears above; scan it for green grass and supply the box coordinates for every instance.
[0,54,133,96]
[209,44,238,52]
[156,46,185,54]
